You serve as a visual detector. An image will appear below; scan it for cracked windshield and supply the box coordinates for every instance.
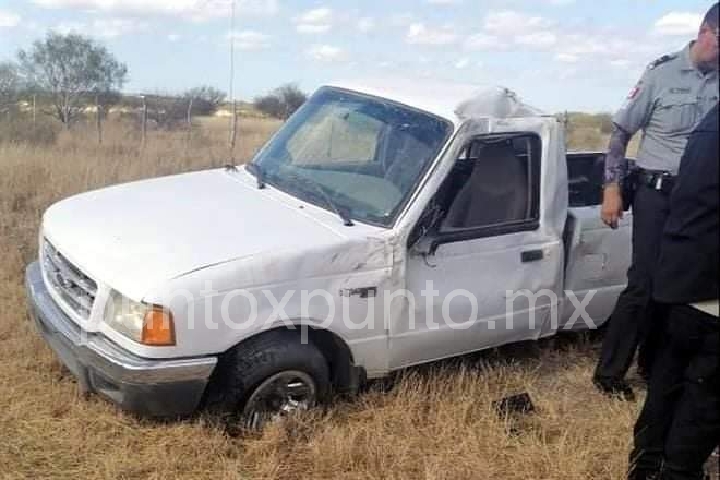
[251,87,452,226]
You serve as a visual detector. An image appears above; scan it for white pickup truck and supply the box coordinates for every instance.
[25,80,633,425]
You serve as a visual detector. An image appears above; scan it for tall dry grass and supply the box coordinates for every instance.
[0,117,668,480]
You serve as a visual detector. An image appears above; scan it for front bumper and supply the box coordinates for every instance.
[25,261,217,418]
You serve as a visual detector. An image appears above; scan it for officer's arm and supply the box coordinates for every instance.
[604,70,657,185]
[603,126,632,185]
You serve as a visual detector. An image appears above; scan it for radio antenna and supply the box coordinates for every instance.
[229,0,235,102]
[228,0,238,158]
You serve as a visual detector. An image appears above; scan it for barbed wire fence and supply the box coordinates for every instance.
[0,93,244,154]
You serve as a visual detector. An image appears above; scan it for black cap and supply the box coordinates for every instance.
[704,2,719,28]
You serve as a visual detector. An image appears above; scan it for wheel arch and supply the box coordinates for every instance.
[215,323,364,397]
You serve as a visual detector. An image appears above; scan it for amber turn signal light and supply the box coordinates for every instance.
[141,307,176,346]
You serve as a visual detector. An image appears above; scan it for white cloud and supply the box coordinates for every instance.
[483,10,552,35]
[555,52,578,63]
[228,30,272,50]
[54,21,84,34]
[426,0,462,4]
[406,23,458,46]
[296,24,330,34]
[515,31,557,48]
[25,21,42,32]
[609,59,631,68]
[454,58,469,69]
[653,12,702,36]
[557,35,618,57]
[295,7,332,24]
[0,10,21,27]
[558,67,578,80]
[294,7,333,35]
[550,29,661,74]
[306,44,347,62]
[475,10,558,50]
[54,18,143,38]
[167,33,180,41]
[32,0,279,21]
[464,33,499,50]
[357,17,375,33]
[388,12,415,27]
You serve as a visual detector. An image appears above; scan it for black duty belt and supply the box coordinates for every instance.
[637,168,676,194]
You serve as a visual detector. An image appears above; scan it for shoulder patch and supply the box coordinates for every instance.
[647,54,676,70]
[626,85,640,100]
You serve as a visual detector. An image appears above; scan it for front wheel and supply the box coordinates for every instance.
[205,330,330,430]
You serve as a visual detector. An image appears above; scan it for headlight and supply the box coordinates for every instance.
[103,290,176,346]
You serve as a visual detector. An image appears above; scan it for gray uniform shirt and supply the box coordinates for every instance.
[608,42,719,181]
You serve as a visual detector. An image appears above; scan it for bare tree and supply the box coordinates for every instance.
[0,62,20,106]
[253,83,307,119]
[17,32,128,128]
[275,83,307,119]
[184,85,227,116]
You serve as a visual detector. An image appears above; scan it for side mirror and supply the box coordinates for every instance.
[410,235,439,257]
[408,202,444,256]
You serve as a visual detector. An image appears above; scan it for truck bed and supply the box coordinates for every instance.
[559,152,633,330]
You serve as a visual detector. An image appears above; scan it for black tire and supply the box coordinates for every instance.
[204,329,330,429]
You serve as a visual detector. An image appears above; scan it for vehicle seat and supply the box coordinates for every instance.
[443,142,529,229]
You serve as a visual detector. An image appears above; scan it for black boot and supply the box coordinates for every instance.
[628,466,660,480]
[593,376,636,401]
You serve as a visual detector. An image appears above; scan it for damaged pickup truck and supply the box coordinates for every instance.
[25,80,633,425]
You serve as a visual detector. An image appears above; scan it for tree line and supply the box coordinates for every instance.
[0,31,308,129]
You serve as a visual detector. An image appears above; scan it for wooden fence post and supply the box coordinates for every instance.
[141,95,147,148]
[187,97,193,146]
[95,94,102,145]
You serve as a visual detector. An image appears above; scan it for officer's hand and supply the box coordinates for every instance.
[601,184,624,229]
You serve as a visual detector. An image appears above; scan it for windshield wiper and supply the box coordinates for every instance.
[287,172,354,227]
[245,163,266,189]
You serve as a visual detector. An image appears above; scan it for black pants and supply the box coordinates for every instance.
[594,184,670,383]
[629,304,720,480]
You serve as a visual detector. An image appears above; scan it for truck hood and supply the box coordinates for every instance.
[42,168,383,301]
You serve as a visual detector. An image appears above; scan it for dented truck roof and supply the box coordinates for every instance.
[325,78,548,125]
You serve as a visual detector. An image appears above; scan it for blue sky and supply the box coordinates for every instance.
[0,0,713,112]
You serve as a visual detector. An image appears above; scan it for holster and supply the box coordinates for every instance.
[622,167,639,211]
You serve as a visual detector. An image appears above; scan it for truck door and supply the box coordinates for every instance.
[391,131,564,369]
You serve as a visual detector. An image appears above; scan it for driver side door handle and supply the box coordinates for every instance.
[521,249,544,263]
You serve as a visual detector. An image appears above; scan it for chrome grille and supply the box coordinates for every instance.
[43,240,97,320]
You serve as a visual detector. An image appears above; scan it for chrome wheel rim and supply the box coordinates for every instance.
[242,370,317,430]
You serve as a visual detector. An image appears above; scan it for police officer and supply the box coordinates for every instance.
[593,2,719,399]
[628,102,719,480]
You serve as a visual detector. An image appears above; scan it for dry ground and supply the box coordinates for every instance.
[0,117,709,480]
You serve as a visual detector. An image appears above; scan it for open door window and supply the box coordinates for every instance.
[410,132,541,253]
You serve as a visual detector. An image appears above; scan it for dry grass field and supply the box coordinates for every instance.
[0,116,705,480]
